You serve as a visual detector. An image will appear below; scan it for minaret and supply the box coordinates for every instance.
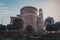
[39,8,43,20]
[39,8,44,32]
[37,8,44,34]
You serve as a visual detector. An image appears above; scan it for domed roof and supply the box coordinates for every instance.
[20,6,38,12]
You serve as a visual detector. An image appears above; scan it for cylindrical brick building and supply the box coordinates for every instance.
[20,6,38,32]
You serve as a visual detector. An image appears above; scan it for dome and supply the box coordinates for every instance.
[20,6,38,15]
[21,6,38,11]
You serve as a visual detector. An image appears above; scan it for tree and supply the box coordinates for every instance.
[12,18,24,29]
[44,17,54,26]
[25,25,34,39]
[45,17,54,33]
[46,24,55,34]
[12,18,24,37]
[54,22,60,33]
[25,25,33,33]
[0,24,6,34]
[55,22,60,30]
[7,24,14,32]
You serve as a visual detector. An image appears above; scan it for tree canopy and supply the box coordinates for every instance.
[12,18,24,29]
[25,25,34,33]
[44,17,54,26]
[54,22,60,30]
[0,24,6,30]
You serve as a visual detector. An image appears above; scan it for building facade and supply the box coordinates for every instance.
[10,6,44,34]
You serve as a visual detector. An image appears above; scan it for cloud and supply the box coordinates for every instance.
[0,8,19,25]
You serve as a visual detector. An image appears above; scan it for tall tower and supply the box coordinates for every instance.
[39,8,43,20]
[39,8,44,30]
[20,6,38,32]
[37,8,44,34]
